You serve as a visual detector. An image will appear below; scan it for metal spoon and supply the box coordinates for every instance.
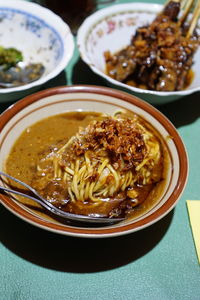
[0,171,124,225]
[0,62,45,88]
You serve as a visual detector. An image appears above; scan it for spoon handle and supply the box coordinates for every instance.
[0,185,58,215]
[0,171,43,199]
[0,185,88,220]
[0,171,124,224]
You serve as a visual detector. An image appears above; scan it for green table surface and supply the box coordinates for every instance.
[0,1,200,299]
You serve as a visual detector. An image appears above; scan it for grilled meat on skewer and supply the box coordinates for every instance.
[105,0,200,91]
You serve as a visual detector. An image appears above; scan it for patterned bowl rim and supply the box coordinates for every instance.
[0,0,74,93]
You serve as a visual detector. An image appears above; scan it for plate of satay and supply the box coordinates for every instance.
[77,0,200,104]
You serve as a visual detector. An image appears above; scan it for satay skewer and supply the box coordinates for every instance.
[165,0,181,4]
[161,0,181,20]
[179,0,195,24]
[180,0,188,8]
[187,0,200,37]
[164,0,200,37]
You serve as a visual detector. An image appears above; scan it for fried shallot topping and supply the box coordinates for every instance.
[69,118,147,171]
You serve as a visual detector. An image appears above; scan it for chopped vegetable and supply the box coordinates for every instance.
[0,46,23,69]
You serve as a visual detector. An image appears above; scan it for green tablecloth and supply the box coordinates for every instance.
[1,1,200,299]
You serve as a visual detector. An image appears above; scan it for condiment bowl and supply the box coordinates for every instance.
[0,85,188,238]
[77,3,200,105]
[0,0,74,102]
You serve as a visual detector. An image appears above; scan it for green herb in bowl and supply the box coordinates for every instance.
[0,46,23,69]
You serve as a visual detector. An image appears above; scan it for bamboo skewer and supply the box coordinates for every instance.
[180,0,188,8]
[179,0,195,24]
[187,0,200,37]
[163,0,200,38]
[165,0,181,4]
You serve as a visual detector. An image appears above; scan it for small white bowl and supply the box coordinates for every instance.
[0,0,74,102]
[77,3,200,105]
[0,85,188,238]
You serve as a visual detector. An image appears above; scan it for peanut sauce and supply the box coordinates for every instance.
[5,111,170,222]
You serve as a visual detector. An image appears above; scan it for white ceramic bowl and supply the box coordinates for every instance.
[77,3,200,105]
[0,0,74,102]
[0,85,188,238]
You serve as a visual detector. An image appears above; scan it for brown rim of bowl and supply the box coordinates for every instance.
[0,85,188,237]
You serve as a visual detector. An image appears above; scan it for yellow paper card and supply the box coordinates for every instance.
[186,200,200,264]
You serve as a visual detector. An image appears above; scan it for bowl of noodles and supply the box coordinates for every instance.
[0,85,188,238]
